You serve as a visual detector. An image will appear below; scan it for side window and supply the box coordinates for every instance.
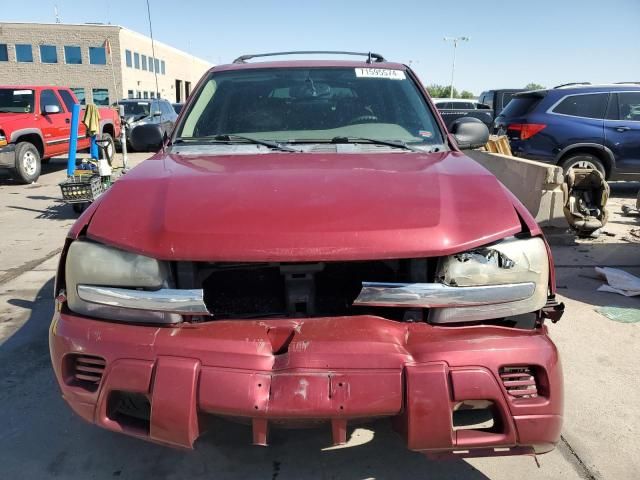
[484,93,493,108]
[58,90,77,111]
[552,93,609,119]
[617,92,640,121]
[40,89,63,114]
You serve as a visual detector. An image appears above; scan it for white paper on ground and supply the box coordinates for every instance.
[595,267,640,297]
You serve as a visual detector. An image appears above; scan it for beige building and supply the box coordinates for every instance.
[0,22,212,105]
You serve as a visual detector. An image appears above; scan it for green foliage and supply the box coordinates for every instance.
[525,83,545,90]
[426,84,476,99]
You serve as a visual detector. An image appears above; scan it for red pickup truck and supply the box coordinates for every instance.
[0,86,121,183]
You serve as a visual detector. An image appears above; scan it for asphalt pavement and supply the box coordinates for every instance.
[0,153,638,479]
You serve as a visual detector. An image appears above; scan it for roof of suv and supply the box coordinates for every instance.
[209,59,408,74]
[518,84,640,97]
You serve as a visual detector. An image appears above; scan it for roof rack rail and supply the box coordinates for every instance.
[233,51,386,64]
[614,81,640,85]
[553,82,592,89]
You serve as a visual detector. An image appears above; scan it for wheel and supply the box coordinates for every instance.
[560,153,606,178]
[98,133,115,166]
[12,141,41,184]
[72,202,87,214]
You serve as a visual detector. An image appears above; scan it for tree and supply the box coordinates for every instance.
[426,84,454,98]
[459,90,475,99]
[525,83,545,90]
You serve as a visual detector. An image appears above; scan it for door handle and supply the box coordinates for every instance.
[65,118,70,124]
[615,126,630,132]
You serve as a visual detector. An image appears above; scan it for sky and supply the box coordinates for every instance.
[5,0,640,95]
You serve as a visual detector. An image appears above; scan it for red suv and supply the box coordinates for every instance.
[50,52,564,458]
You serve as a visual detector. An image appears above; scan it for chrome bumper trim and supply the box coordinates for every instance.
[353,282,536,308]
[77,285,209,314]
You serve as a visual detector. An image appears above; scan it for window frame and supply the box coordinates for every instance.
[125,49,132,67]
[89,46,107,65]
[161,60,166,75]
[64,45,82,64]
[134,52,140,69]
[15,44,34,63]
[615,91,640,122]
[141,54,147,71]
[548,92,610,120]
[0,43,8,62]
[39,44,58,64]
[91,88,110,106]
[70,87,86,105]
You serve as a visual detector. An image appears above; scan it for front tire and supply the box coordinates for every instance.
[560,153,606,179]
[12,142,41,184]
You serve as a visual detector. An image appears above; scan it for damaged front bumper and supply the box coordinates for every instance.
[50,312,563,457]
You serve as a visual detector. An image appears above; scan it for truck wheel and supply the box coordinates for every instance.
[12,142,41,184]
[560,153,606,179]
[99,133,115,166]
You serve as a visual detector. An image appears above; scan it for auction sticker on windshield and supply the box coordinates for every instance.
[355,68,406,80]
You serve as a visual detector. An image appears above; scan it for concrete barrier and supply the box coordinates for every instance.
[467,150,566,228]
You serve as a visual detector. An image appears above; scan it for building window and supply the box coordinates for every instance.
[125,49,132,67]
[143,91,149,99]
[64,46,82,64]
[0,44,8,61]
[92,88,109,106]
[89,46,106,65]
[15,44,33,63]
[39,45,58,64]
[141,55,147,70]
[134,52,140,69]
[136,91,141,98]
[71,88,86,105]
[154,58,160,73]
[127,90,134,99]
[150,92,155,99]
[149,57,154,72]
[161,60,165,75]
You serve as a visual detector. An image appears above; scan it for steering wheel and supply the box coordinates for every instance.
[347,115,379,125]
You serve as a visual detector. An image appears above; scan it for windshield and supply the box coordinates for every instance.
[119,101,152,117]
[0,88,35,113]
[176,67,444,146]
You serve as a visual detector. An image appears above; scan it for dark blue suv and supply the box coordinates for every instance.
[494,84,640,180]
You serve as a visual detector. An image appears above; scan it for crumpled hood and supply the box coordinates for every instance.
[86,151,523,261]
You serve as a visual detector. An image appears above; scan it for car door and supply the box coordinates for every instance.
[57,89,89,150]
[39,89,68,156]
[604,91,640,177]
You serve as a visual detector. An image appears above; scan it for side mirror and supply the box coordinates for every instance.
[152,110,162,117]
[43,104,61,114]
[450,117,490,150]
[476,103,491,110]
[129,123,164,151]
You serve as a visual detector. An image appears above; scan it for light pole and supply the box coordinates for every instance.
[444,36,469,99]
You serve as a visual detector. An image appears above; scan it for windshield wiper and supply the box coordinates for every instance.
[173,134,301,153]
[330,136,432,153]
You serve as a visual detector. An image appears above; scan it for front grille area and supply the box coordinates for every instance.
[66,354,106,391]
[178,259,436,321]
[499,366,538,398]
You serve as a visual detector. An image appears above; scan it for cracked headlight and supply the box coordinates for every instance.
[64,239,180,324]
[429,236,549,324]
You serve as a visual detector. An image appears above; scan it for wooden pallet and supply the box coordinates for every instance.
[480,135,513,156]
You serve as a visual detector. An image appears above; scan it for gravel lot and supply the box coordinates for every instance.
[0,153,638,479]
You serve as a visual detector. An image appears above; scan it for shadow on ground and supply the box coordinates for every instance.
[0,278,490,480]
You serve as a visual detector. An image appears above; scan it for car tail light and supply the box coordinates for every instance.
[506,123,546,140]
[499,366,538,398]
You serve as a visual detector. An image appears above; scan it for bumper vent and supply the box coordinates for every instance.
[70,354,106,390]
[499,367,538,398]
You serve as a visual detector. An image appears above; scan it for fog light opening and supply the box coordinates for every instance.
[452,400,498,432]
[106,391,151,434]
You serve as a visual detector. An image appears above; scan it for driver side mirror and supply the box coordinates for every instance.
[43,104,61,114]
[450,117,490,150]
[129,123,164,151]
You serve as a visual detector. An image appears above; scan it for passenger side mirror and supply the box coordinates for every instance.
[129,123,164,151]
[450,117,490,150]
[43,104,61,114]
[152,110,162,117]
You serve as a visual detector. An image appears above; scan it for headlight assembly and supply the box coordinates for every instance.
[354,237,549,324]
[65,239,184,324]
[429,236,549,323]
